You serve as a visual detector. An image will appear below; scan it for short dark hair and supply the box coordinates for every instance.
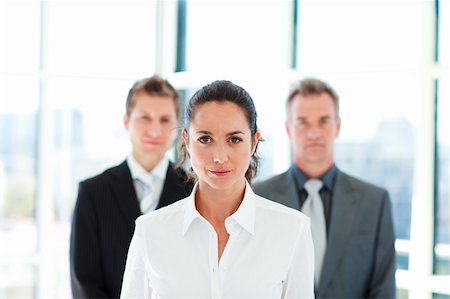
[286,78,340,117]
[126,75,180,118]
[177,80,261,182]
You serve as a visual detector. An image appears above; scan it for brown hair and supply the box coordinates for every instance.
[126,75,180,118]
[177,80,261,182]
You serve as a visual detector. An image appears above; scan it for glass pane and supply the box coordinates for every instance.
[40,77,135,297]
[435,254,450,275]
[329,72,420,242]
[0,2,40,73]
[297,1,426,72]
[435,76,450,275]
[397,288,409,299]
[0,264,36,299]
[248,78,294,178]
[46,77,133,222]
[186,1,291,71]
[396,252,409,271]
[0,75,38,225]
[0,76,39,296]
[439,0,450,66]
[46,2,157,77]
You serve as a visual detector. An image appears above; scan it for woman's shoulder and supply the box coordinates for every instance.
[136,198,187,226]
[253,194,311,246]
[254,194,309,225]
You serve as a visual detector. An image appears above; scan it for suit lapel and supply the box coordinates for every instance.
[271,167,302,210]
[318,171,359,296]
[110,161,142,231]
[157,162,189,209]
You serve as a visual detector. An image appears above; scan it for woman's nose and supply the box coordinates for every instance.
[213,145,228,164]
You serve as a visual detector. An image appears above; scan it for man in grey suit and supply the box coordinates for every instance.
[253,78,396,299]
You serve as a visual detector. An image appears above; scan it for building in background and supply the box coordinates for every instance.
[0,1,449,298]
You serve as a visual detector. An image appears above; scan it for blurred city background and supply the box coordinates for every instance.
[0,0,449,298]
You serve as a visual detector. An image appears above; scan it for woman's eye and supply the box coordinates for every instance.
[229,137,242,144]
[198,136,212,144]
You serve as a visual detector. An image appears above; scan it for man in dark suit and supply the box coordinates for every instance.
[70,75,194,299]
[253,78,396,299]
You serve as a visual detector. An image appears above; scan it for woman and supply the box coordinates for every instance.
[120,80,314,299]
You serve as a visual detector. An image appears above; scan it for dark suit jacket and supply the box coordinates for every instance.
[253,165,396,299]
[70,160,193,299]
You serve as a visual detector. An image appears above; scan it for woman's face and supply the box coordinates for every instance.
[183,101,260,192]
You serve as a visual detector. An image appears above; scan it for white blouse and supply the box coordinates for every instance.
[120,182,314,299]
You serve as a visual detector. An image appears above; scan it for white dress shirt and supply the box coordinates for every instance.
[127,155,169,213]
[121,181,314,299]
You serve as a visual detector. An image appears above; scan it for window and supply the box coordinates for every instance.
[435,76,450,276]
[2,0,449,297]
[294,0,449,297]
[433,0,450,293]
[435,0,450,277]
[0,1,177,297]
[295,1,426,268]
[0,2,40,297]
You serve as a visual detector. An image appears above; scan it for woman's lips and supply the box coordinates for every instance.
[209,169,231,177]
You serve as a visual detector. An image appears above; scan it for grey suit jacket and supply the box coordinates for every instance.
[253,165,396,299]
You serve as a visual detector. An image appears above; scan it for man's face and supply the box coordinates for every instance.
[285,92,341,171]
[124,93,178,162]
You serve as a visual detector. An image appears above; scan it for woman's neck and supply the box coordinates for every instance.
[195,179,246,223]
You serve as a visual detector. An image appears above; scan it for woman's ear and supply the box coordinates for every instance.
[182,129,189,152]
[252,131,261,154]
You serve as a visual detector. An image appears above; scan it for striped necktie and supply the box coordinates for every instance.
[135,178,156,214]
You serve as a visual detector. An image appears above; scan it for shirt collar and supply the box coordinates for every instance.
[182,180,255,236]
[152,157,170,180]
[182,183,202,236]
[228,181,255,235]
[291,163,338,191]
[127,155,169,185]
